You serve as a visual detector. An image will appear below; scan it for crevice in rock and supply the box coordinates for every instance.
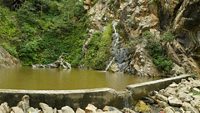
[172,0,184,23]
[157,1,171,30]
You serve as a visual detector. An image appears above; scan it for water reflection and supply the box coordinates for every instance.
[0,68,158,90]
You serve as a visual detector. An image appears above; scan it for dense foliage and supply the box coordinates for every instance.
[143,31,173,74]
[83,23,113,70]
[0,0,88,66]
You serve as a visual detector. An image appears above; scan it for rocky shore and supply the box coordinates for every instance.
[135,78,200,113]
[0,95,136,113]
[1,78,200,113]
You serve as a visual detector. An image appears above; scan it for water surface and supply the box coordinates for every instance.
[0,68,158,90]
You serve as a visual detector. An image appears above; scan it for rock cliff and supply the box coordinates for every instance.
[83,0,200,76]
[0,46,20,68]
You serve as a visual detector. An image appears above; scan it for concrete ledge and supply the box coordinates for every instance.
[0,74,193,109]
[126,74,192,102]
[0,88,118,109]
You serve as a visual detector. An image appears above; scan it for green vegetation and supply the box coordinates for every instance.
[143,31,173,74]
[83,23,113,70]
[161,31,175,42]
[0,0,88,66]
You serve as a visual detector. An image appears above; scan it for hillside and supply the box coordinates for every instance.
[0,0,200,76]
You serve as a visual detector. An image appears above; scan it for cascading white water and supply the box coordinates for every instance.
[105,57,115,71]
[112,21,120,48]
[105,20,120,71]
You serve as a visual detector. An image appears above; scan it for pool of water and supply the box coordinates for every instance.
[0,68,158,90]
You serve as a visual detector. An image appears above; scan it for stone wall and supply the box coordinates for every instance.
[0,74,193,109]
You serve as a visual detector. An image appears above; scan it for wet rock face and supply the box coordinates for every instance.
[171,0,200,53]
[85,0,200,76]
[0,46,20,68]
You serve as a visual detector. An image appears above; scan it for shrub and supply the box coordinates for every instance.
[1,43,18,57]
[143,31,173,74]
[161,31,175,42]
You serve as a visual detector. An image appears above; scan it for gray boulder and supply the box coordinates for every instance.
[168,96,182,107]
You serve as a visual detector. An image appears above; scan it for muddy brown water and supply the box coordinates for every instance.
[0,68,158,90]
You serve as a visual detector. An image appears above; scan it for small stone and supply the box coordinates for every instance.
[122,108,136,113]
[163,106,175,113]
[178,92,193,102]
[156,94,168,102]
[169,82,178,88]
[168,96,182,107]
[103,106,121,113]
[96,109,103,112]
[58,110,62,113]
[182,102,199,113]
[192,88,200,94]
[157,100,169,108]
[188,78,194,82]
[135,100,150,113]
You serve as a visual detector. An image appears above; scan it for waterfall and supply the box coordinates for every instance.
[112,21,120,48]
[105,57,115,71]
[105,20,120,71]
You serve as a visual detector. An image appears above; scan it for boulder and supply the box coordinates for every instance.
[182,102,199,113]
[103,106,122,113]
[17,95,30,113]
[76,108,85,113]
[11,107,24,113]
[169,82,178,88]
[168,96,182,107]
[85,104,97,113]
[155,94,168,102]
[122,108,136,113]
[163,106,175,113]
[157,100,169,108]
[0,102,10,113]
[39,103,54,113]
[27,107,41,113]
[61,106,75,113]
[32,55,71,69]
[178,92,193,102]
[135,100,150,113]
[163,87,177,97]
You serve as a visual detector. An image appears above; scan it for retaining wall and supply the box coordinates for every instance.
[0,74,193,109]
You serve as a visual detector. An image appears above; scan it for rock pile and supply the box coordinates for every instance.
[0,95,137,113]
[32,55,71,69]
[146,78,200,113]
